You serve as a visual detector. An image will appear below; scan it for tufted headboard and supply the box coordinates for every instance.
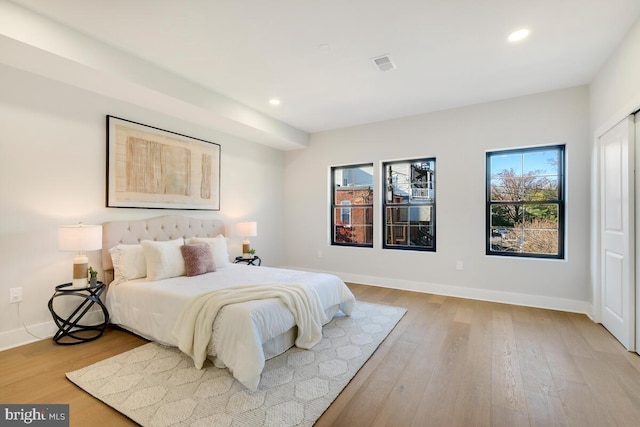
[102,215,226,283]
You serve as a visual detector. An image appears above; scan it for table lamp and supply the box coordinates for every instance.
[235,221,257,258]
[58,223,102,288]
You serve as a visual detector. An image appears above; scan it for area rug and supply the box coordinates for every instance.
[66,301,406,427]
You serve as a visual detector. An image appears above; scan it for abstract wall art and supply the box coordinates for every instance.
[107,116,220,210]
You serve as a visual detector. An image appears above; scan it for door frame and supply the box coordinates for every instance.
[636,114,640,351]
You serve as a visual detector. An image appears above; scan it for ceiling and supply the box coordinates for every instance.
[9,0,640,134]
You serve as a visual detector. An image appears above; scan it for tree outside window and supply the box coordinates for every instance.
[486,145,565,258]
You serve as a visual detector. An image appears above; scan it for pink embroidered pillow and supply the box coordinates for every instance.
[181,244,216,277]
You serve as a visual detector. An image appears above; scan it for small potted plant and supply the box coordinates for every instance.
[248,248,256,258]
[88,266,98,286]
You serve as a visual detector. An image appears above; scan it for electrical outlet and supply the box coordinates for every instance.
[9,287,23,304]
[317,249,323,258]
[455,261,464,271]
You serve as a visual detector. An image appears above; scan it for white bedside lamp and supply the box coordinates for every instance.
[236,221,257,257]
[58,223,102,288]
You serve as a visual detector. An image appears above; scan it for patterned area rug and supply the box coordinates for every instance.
[66,301,406,427]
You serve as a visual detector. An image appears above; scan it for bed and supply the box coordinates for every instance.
[102,215,355,390]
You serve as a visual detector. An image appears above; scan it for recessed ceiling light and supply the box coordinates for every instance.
[507,28,530,43]
[268,98,281,106]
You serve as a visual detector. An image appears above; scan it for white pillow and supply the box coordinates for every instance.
[187,235,230,268]
[109,244,147,285]
[141,238,186,281]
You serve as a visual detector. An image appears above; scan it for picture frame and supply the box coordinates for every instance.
[106,116,221,210]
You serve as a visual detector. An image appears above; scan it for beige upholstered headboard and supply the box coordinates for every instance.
[102,215,226,283]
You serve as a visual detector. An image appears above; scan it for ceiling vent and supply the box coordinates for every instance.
[372,55,396,72]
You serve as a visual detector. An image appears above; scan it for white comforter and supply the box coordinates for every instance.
[105,264,355,389]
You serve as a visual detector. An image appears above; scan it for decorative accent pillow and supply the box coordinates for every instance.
[109,244,147,285]
[187,235,230,268]
[181,244,216,277]
[141,238,185,281]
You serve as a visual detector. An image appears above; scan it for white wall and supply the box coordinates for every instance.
[0,64,285,349]
[588,16,640,323]
[284,86,591,312]
[590,17,640,134]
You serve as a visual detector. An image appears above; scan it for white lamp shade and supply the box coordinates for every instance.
[235,221,257,237]
[58,224,103,252]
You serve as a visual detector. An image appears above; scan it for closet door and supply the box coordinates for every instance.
[600,116,635,350]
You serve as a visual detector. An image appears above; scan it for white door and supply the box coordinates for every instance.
[600,116,635,350]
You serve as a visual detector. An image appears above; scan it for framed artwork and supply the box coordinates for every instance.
[107,116,221,210]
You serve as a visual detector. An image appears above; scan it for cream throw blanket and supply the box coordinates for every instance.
[173,283,328,373]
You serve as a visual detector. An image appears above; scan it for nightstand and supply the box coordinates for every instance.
[233,255,262,266]
[48,282,110,345]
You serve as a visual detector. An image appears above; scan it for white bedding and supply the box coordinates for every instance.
[105,264,355,389]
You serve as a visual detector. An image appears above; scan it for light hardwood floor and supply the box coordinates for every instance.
[1,283,640,426]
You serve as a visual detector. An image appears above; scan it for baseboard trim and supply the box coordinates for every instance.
[282,266,591,315]
[0,310,105,352]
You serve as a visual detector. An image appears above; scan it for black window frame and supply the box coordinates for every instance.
[382,158,436,252]
[486,144,565,259]
[330,163,374,248]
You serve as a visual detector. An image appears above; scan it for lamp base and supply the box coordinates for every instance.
[71,254,88,288]
[242,240,251,258]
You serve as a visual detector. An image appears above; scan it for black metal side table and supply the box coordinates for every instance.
[48,282,109,345]
[233,255,262,266]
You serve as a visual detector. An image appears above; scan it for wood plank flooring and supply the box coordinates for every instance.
[1,283,639,426]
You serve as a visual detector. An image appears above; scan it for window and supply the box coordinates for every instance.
[340,200,351,224]
[383,158,436,251]
[486,145,565,258]
[331,164,373,246]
